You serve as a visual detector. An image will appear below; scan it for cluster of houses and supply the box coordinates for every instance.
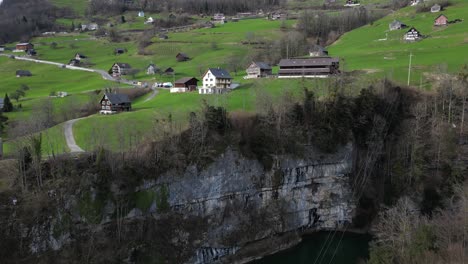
[390,8,455,42]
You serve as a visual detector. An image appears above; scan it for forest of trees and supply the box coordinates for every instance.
[88,0,284,16]
[0,0,74,43]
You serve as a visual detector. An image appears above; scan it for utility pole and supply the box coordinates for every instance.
[407,52,413,86]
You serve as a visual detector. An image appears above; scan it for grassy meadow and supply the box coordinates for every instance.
[328,0,468,86]
[2,0,468,155]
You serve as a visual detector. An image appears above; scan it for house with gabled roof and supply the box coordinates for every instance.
[278,57,340,78]
[434,14,448,26]
[109,63,132,77]
[176,52,190,62]
[309,44,329,57]
[147,64,159,75]
[431,4,441,13]
[389,20,407,31]
[404,27,422,41]
[99,93,131,114]
[171,77,199,93]
[245,62,272,79]
[199,68,232,94]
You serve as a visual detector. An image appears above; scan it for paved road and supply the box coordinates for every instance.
[64,118,85,153]
[144,88,160,102]
[0,54,135,85]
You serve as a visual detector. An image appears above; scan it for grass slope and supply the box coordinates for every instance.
[328,0,468,85]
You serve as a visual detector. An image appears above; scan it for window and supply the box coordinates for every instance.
[205,78,208,81]
[210,79,213,81]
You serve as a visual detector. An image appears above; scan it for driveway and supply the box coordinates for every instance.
[64,118,85,153]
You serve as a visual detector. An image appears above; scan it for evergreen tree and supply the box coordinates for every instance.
[71,21,75,31]
[2,93,13,112]
[0,111,8,134]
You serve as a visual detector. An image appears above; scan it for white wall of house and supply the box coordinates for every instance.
[170,87,187,93]
[203,70,217,88]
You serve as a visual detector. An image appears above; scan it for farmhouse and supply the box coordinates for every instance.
[431,4,441,13]
[99,93,132,114]
[278,57,340,78]
[171,77,199,93]
[404,27,422,41]
[15,43,34,51]
[16,70,32,77]
[389,20,407,31]
[199,68,232,94]
[147,64,159,75]
[109,63,132,77]
[176,52,190,62]
[82,23,99,31]
[245,62,272,78]
[213,13,225,21]
[434,14,448,26]
[309,44,329,57]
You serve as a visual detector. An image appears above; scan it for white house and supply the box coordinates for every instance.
[82,23,98,31]
[0,45,4,52]
[138,11,145,17]
[145,17,154,24]
[431,4,441,13]
[199,68,232,94]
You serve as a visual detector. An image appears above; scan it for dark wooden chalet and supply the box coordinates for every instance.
[99,93,131,114]
[404,27,422,41]
[174,77,199,91]
[16,70,32,77]
[278,57,339,78]
[16,43,34,51]
[176,52,190,62]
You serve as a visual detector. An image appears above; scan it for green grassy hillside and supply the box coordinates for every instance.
[328,0,468,85]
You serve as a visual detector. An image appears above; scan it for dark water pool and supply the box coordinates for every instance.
[251,232,371,264]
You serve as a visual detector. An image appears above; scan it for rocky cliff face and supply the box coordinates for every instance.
[141,144,355,263]
[3,144,355,263]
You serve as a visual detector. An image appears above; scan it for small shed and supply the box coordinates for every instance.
[176,52,190,62]
[16,70,32,77]
[431,4,441,13]
[389,20,407,31]
[434,14,448,26]
[0,45,5,52]
[164,67,175,75]
[138,11,145,17]
[114,48,126,55]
